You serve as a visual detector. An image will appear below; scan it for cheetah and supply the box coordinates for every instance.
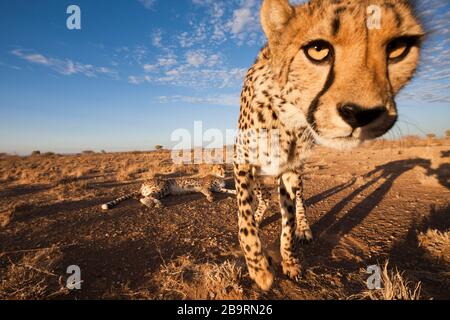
[233,0,424,290]
[101,164,235,210]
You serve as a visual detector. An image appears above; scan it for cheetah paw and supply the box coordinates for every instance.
[140,198,163,209]
[248,257,274,291]
[251,268,274,291]
[281,258,302,281]
[295,228,313,245]
[140,198,154,208]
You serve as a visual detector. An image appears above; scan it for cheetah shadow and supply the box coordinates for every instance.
[260,157,449,261]
[382,204,450,299]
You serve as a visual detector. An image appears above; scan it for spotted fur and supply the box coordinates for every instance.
[234,0,423,290]
[101,165,235,210]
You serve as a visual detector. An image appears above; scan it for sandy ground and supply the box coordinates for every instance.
[0,139,449,300]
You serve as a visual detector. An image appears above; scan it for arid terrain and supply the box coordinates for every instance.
[0,137,449,300]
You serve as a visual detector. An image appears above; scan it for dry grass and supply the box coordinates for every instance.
[351,261,422,300]
[0,209,13,228]
[0,246,68,300]
[157,255,245,300]
[418,229,450,263]
[415,167,441,187]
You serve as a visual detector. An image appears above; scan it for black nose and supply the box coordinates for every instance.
[338,104,387,129]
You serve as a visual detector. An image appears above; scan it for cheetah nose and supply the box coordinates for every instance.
[338,103,387,129]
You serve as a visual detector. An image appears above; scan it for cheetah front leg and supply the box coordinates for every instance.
[198,187,215,203]
[253,181,271,226]
[279,172,303,280]
[214,187,237,195]
[140,195,163,208]
[295,174,313,243]
[234,164,274,291]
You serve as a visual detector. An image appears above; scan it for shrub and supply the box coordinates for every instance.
[42,152,55,156]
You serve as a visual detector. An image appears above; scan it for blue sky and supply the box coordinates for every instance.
[0,0,449,154]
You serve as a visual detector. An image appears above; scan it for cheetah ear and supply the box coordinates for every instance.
[260,0,294,42]
[261,0,295,88]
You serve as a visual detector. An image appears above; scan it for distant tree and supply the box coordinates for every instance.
[42,152,55,156]
[82,150,95,155]
[155,145,164,150]
[426,133,436,139]
[446,130,450,138]
[101,150,107,154]
[31,150,41,156]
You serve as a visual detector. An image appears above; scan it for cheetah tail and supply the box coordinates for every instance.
[101,191,140,210]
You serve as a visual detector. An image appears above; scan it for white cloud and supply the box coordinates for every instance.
[226,0,263,45]
[18,52,49,65]
[207,54,221,67]
[229,6,253,34]
[185,50,222,68]
[129,64,246,88]
[115,45,149,66]
[128,75,151,84]
[189,0,263,46]
[186,51,206,67]
[158,55,178,67]
[138,0,156,9]
[12,49,118,79]
[143,63,158,72]
[128,75,141,84]
[177,23,208,48]
[152,29,164,48]
[157,93,239,107]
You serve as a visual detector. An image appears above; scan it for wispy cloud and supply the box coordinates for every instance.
[12,49,119,79]
[226,0,263,45]
[157,93,239,107]
[127,38,243,88]
[189,0,264,47]
[398,0,450,104]
[152,29,164,48]
[138,0,156,10]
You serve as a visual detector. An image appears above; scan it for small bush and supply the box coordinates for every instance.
[0,246,68,299]
[31,150,41,156]
[42,152,55,157]
[350,261,422,300]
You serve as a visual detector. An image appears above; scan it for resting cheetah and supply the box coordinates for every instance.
[234,0,423,290]
[101,165,235,210]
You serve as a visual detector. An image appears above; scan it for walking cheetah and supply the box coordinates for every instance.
[234,0,423,290]
[101,165,235,210]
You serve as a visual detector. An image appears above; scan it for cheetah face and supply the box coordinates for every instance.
[141,183,154,197]
[261,0,423,149]
[211,164,226,178]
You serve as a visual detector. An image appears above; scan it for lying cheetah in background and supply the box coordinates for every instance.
[234,0,423,290]
[101,164,235,210]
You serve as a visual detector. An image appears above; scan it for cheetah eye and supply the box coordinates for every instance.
[387,36,421,63]
[303,40,333,63]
